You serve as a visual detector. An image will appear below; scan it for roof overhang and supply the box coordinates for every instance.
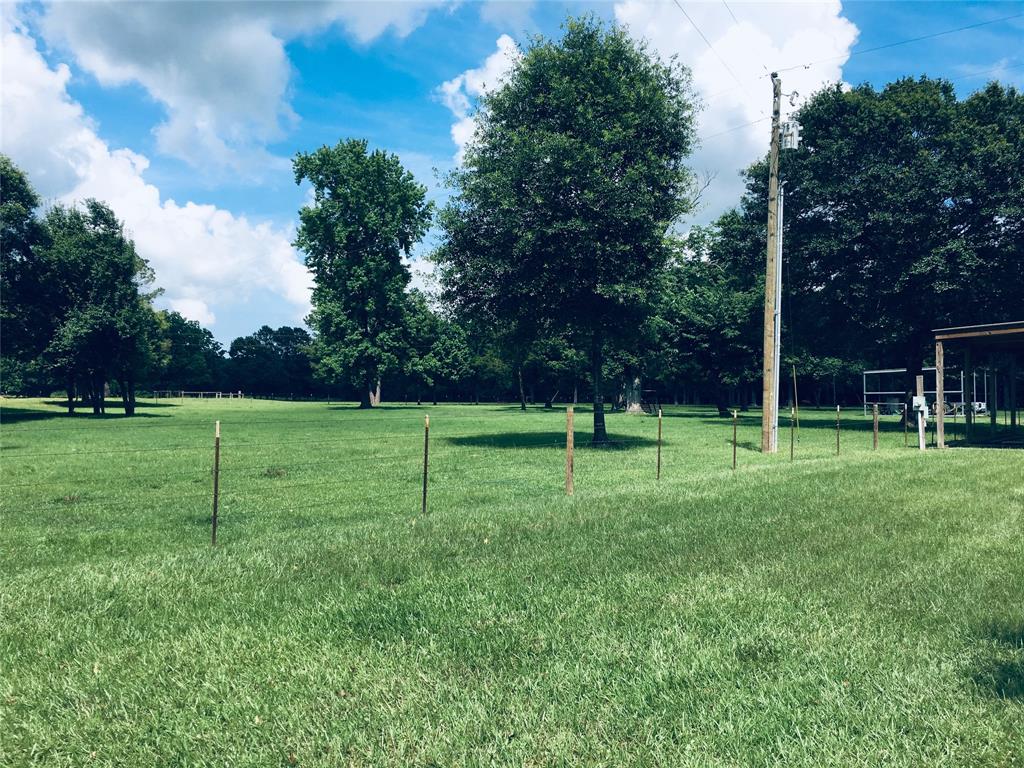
[933,321,1024,351]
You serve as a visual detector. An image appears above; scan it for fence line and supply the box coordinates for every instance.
[4,408,980,547]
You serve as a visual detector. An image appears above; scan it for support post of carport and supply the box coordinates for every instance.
[935,340,945,448]
[964,345,972,444]
[990,356,998,428]
[1010,356,1018,428]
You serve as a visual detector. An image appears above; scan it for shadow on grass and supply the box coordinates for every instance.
[971,619,1024,700]
[725,439,760,453]
[445,431,657,450]
[1,402,174,424]
[947,425,1024,449]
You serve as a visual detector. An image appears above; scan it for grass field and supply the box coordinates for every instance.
[2,397,1023,766]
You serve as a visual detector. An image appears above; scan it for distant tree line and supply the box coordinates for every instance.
[3,17,1021,424]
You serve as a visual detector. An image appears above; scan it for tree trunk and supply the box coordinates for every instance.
[715,385,730,418]
[591,332,607,444]
[903,352,923,428]
[66,378,76,415]
[119,378,130,414]
[359,377,373,409]
[125,378,136,416]
[544,389,558,409]
[91,371,102,415]
[372,378,381,406]
[625,375,643,414]
[517,367,526,411]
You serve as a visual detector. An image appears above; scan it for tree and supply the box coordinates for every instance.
[293,140,432,408]
[38,200,157,415]
[226,326,316,397]
[659,227,762,416]
[0,155,51,364]
[152,310,225,391]
[435,16,697,442]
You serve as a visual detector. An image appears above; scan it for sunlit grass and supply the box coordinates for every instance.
[2,397,1022,766]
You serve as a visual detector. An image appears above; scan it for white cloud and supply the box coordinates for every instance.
[614,0,859,224]
[41,0,449,174]
[438,34,521,162]
[479,1,535,31]
[168,298,216,327]
[1,15,312,328]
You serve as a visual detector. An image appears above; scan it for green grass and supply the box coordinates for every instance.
[2,397,1022,766]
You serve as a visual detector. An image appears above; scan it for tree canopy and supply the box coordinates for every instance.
[435,16,698,441]
[294,139,433,408]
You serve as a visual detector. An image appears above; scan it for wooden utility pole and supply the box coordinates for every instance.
[761,73,783,453]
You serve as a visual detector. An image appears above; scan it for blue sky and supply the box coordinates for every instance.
[3,1,1022,344]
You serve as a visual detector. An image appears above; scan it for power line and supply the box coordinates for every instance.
[774,12,1024,76]
[670,0,760,111]
[720,0,740,26]
[949,61,1024,83]
[702,116,770,141]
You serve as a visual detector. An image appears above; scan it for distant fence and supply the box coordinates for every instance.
[5,405,1019,551]
[152,390,245,400]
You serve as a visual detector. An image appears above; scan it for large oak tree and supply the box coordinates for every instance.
[434,17,698,442]
[294,140,432,408]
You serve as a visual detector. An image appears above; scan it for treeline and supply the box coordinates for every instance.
[3,18,1021,423]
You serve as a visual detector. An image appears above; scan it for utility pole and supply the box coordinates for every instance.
[770,183,784,450]
[761,72,782,453]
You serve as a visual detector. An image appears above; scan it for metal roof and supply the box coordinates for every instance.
[933,321,1024,343]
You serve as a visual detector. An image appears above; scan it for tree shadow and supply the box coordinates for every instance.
[445,431,657,450]
[1,402,173,424]
[948,424,1024,449]
[970,619,1024,700]
[325,404,432,412]
[724,439,760,453]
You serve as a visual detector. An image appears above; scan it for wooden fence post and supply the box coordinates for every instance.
[565,407,574,496]
[916,374,926,451]
[835,405,841,456]
[656,408,662,481]
[732,410,738,470]
[872,403,879,450]
[211,420,220,546]
[421,415,430,515]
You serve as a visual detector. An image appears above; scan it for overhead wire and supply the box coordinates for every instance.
[773,12,1024,76]
[670,0,765,118]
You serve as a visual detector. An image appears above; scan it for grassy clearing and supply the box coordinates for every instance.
[1,397,1022,766]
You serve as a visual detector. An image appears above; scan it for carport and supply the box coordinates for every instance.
[934,321,1024,448]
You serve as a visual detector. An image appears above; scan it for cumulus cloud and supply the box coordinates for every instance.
[614,0,859,224]
[41,0,448,174]
[438,34,521,162]
[1,15,312,328]
[479,0,536,31]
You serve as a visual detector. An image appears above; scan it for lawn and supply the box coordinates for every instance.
[1,397,1022,766]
